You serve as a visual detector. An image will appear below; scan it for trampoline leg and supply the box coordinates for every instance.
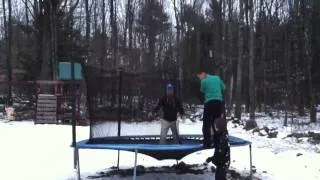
[75,148,81,180]
[133,149,138,180]
[117,150,120,170]
[249,144,252,180]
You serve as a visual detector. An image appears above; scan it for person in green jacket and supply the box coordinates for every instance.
[197,69,226,148]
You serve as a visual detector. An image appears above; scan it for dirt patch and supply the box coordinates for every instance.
[87,162,261,180]
[287,132,320,144]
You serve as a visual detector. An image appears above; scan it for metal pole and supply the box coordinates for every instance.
[117,151,120,170]
[117,68,123,170]
[249,144,253,179]
[76,148,81,180]
[118,68,123,136]
[133,149,138,180]
[71,61,77,169]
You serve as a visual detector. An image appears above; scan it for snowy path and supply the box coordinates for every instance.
[0,117,319,180]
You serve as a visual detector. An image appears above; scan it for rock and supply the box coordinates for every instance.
[268,112,273,117]
[252,166,257,173]
[110,166,118,170]
[268,131,278,138]
[263,171,267,173]
[232,118,240,124]
[259,132,267,136]
[263,126,270,134]
[244,120,258,131]
[296,153,303,157]
[136,165,145,172]
[252,127,260,134]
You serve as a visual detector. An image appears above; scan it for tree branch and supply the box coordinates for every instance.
[69,0,80,15]
[25,0,36,18]
[24,0,36,19]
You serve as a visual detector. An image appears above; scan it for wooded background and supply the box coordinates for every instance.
[0,0,319,125]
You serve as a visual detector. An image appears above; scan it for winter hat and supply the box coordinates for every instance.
[166,83,174,89]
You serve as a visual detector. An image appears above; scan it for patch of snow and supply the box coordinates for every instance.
[1,112,320,180]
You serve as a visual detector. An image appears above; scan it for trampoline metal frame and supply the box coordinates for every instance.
[74,143,253,180]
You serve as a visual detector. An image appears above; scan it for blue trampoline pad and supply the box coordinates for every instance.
[75,135,251,160]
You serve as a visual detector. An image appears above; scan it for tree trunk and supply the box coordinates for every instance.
[2,0,8,101]
[246,0,257,129]
[93,0,98,35]
[39,1,53,82]
[128,0,133,69]
[235,0,244,120]
[110,0,118,107]
[7,0,13,105]
[49,0,57,80]
[110,0,117,67]
[85,0,90,58]
[173,0,183,98]
[212,0,222,73]
[101,0,106,71]
[25,0,29,27]
[221,0,227,78]
[284,25,290,126]
[302,0,317,122]
[310,0,319,122]
[33,0,38,14]
[226,0,234,116]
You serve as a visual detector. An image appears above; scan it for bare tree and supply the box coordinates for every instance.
[93,0,98,34]
[309,0,318,122]
[7,0,13,105]
[128,0,134,68]
[284,20,290,126]
[173,0,183,98]
[211,0,222,74]
[246,0,258,129]
[301,0,317,122]
[226,0,234,116]
[24,0,29,26]
[110,0,118,67]
[85,0,90,62]
[235,0,244,120]
[101,0,106,71]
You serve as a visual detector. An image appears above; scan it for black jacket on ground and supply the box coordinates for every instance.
[153,95,184,122]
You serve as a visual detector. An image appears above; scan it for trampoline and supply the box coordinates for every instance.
[74,135,252,180]
[69,68,253,180]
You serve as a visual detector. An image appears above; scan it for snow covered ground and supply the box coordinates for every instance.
[0,113,320,180]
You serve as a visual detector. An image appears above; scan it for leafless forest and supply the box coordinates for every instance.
[0,0,319,125]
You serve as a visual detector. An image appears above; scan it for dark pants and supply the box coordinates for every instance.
[202,100,222,148]
[215,166,227,180]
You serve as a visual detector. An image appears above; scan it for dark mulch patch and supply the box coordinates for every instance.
[87,162,262,180]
